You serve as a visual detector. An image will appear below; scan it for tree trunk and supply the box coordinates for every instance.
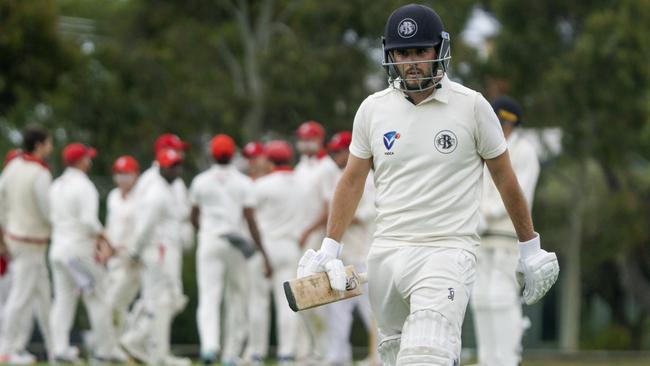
[559,162,587,352]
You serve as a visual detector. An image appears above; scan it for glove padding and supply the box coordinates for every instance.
[516,234,560,305]
[296,238,347,292]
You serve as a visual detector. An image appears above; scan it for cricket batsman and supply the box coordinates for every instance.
[297,4,560,365]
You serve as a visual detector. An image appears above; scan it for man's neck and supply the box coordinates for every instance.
[405,88,435,105]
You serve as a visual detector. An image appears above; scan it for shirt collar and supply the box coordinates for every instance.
[397,74,450,105]
[21,153,49,169]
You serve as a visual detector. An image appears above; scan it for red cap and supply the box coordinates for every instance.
[210,134,236,160]
[4,149,22,167]
[327,131,352,152]
[296,120,325,139]
[264,140,293,164]
[242,141,265,159]
[112,155,140,174]
[156,148,183,168]
[63,143,96,166]
[154,133,188,153]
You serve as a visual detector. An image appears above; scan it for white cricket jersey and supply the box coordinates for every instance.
[129,172,179,255]
[294,154,337,229]
[349,75,507,251]
[49,167,103,257]
[481,130,540,240]
[189,164,256,237]
[253,168,306,244]
[321,169,376,263]
[0,156,52,241]
[105,187,138,251]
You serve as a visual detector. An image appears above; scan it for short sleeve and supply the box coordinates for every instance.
[242,176,256,208]
[475,94,507,159]
[349,99,372,159]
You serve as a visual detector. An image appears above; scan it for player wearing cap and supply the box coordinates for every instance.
[253,140,306,364]
[190,135,272,365]
[470,97,540,366]
[314,132,379,366]
[48,143,124,363]
[119,148,190,366]
[0,127,53,365]
[104,156,142,332]
[297,4,559,365]
[240,141,273,364]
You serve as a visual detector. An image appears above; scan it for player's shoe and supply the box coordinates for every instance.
[200,351,217,365]
[0,351,38,365]
[119,334,150,364]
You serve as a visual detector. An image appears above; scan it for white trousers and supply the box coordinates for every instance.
[324,261,376,365]
[0,240,51,356]
[265,238,300,359]
[49,251,117,357]
[196,235,248,359]
[105,253,141,312]
[243,253,271,360]
[470,241,524,366]
[367,245,476,364]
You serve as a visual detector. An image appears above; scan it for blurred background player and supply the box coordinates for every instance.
[252,140,305,365]
[190,134,271,366]
[470,96,541,366]
[104,156,142,333]
[0,126,53,365]
[320,132,378,366]
[294,120,338,360]
[120,148,190,366]
[241,141,272,364]
[48,143,123,363]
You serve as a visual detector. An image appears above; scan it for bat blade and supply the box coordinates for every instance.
[284,265,367,312]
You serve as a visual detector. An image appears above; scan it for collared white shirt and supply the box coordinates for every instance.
[189,164,255,237]
[349,75,507,251]
[294,154,337,230]
[129,172,179,255]
[106,187,138,251]
[254,168,307,244]
[0,156,52,239]
[49,167,102,256]
[481,130,540,237]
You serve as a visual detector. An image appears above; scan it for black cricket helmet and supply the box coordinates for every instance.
[382,4,451,91]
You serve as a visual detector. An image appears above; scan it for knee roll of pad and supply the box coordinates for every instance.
[378,334,401,366]
[397,310,460,366]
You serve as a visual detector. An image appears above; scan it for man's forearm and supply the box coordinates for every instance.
[497,175,535,241]
[326,174,365,242]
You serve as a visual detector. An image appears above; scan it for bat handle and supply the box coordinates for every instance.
[358,272,368,284]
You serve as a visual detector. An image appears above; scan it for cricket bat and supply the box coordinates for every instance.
[284,265,367,312]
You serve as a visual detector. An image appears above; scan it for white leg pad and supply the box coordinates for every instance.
[378,334,400,366]
[397,310,460,366]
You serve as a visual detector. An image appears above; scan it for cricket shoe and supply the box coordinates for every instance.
[0,351,37,365]
[161,355,191,366]
[119,334,150,364]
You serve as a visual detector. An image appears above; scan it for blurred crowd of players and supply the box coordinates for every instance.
[0,121,378,366]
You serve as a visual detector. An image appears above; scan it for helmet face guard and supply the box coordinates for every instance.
[382,31,451,92]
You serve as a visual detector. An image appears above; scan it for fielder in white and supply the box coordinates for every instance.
[253,140,307,364]
[294,121,339,360]
[0,127,53,365]
[297,4,559,366]
[120,148,190,366]
[241,141,272,365]
[320,132,379,366]
[190,134,271,366]
[104,156,142,330]
[49,143,123,363]
[471,96,541,366]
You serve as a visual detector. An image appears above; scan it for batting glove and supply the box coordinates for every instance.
[297,238,347,291]
[516,233,560,305]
